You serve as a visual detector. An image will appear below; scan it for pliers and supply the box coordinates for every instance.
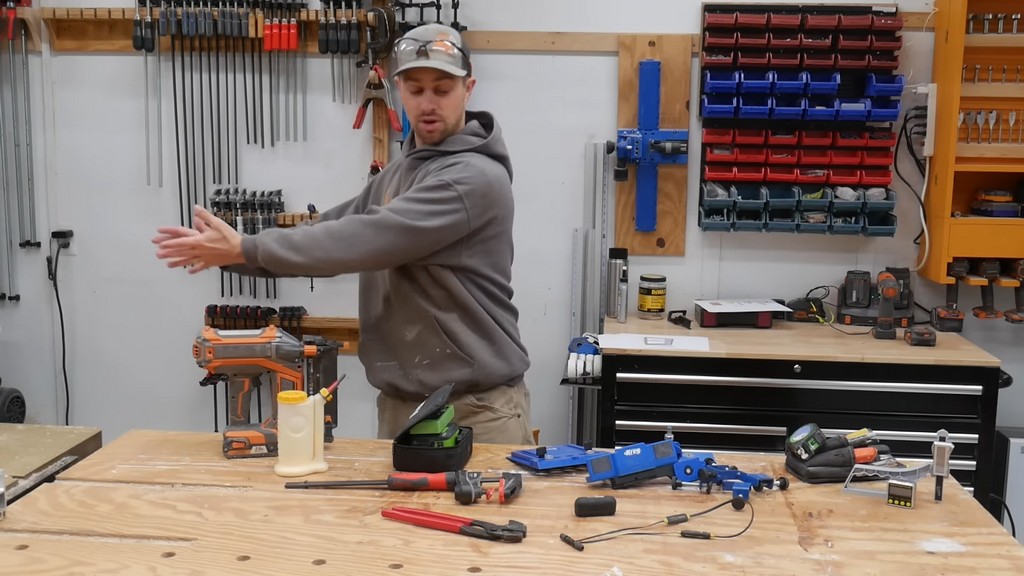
[353,64,402,132]
[381,506,527,543]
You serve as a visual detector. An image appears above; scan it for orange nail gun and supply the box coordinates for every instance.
[193,325,340,459]
[931,259,969,332]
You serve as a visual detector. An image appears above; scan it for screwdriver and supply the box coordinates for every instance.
[285,471,459,491]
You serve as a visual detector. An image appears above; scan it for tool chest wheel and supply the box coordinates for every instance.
[0,381,27,423]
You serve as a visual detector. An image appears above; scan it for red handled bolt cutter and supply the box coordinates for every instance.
[381,506,527,543]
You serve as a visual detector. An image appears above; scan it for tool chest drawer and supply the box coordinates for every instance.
[596,353,1000,500]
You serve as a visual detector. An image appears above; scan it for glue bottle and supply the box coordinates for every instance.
[274,389,331,478]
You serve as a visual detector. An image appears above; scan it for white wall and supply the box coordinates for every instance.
[5,0,1021,446]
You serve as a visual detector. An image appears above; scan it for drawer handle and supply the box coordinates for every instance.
[616,373,983,396]
[821,428,979,445]
[616,420,787,436]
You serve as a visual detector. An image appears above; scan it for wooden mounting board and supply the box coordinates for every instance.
[615,35,692,256]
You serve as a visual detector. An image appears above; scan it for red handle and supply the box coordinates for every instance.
[388,110,401,132]
[353,107,368,129]
[387,472,455,491]
[288,22,298,51]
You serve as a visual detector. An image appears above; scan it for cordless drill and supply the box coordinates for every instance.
[972,259,1003,319]
[931,259,969,332]
[872,272,898,340]
[1003,259,1024,323]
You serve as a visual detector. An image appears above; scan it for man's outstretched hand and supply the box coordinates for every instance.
[152,205,246,274]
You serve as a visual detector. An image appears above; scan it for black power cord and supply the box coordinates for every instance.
[560,497,753,551]
[990,494,1017,539]
[47,236,72,426]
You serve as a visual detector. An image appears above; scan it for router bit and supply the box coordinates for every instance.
[1003,65,1008,83]
[988,110,998,144]
[988,65,993,83]
[998,13,1006,34]
[983,13,993,34]
[975,63,981,83]
[1009,111,1017,145]
[1014,14,1021,34]
[962,64,967,83]
[967,13,976,34]
[966,110,976,142]
[976,109,986,144]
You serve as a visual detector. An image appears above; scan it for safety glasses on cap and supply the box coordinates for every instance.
[392,37,471,76]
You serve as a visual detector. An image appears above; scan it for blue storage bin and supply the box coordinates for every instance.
[766,209,798,232]
[734,210,766,231]
[797,211,830,234]
[699,206,733,231]
[797,185,831,211]
[831,186,864,213]
[864,188,896,212]
[701,181,736,210]
[734,183,767,211]
[766,184,799,210]
[865,74,905,97]
[869,98,901,122]
[701,95,737,118]
[806,71,840,95]
[830,213,864,235]
[704,70,740,94]
[739,70,773,94]
[772,96,805,119]
[863,213,897,237]
[738,95,772,118]
[773,70,806,94]
[805,97,837,121]
[837,99,870,121]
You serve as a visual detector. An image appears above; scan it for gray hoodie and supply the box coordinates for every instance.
[238,110,530,398]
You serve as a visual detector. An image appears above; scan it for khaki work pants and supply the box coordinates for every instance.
[377,381,536,445]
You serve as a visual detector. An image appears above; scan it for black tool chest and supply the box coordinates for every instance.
[697,3,904,235]
[591,352,1003,515]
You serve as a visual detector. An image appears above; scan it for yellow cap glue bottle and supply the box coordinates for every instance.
[274,383,336,477]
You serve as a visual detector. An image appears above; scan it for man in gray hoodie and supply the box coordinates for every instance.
[152,24,534,446]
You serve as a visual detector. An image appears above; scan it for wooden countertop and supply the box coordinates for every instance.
[2,430,1022,574]
[601,314,1002,367]
[0,424,102,491]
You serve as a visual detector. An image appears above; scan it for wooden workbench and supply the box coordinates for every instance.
[0,424,102,494]
[1,430,1022,574]
[601,315,1002,366]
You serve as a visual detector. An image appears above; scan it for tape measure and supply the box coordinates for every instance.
[787,423,828,461]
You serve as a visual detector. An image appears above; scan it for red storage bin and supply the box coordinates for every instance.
[868,54,899,70]
[804,13,839,29]
[865,130,897,148]
[828,169,861,185]
[734,166,766,181]
[704,164,736,181]
[735,129,766,145]
[800,32,833,49]
[838,14,873,29]
[704,30,738,48]
[862,150,895,166]
[766,167,797,182]
[704,12,738,27]
[767,129,799,146]
[703,128,734,144]
[798,149,831,165]
[803,53,836,68]
[767,148,799,164]
[837,53,869,69]
[871,14,904,31]
[769,51,801,67]
[705,145,737,163]
[799,130,833,146]
[861,169,893,186]
[736,12,768,27]
[796,168,828,184]
[737,51,769,67]
[830,149,863,166]
[737,31,769,47]
[736,147,767,163]
[702,50,736,67]
[837,33,871,50]
[768,13,802,29]
[871,34,903,51]
[834,131,868,147]
[768,32,801,48]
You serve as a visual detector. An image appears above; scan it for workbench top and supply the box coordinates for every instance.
[1,429,1022,574]
[602,314,1002,366]
[0,423,102,491]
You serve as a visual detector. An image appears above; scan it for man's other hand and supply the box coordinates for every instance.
[152,205,245,274]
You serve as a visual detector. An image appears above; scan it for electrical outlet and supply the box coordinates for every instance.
[922,83,938,157]
[51,229,76,256]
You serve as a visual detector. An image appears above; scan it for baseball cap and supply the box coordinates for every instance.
[391,24,472,78]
